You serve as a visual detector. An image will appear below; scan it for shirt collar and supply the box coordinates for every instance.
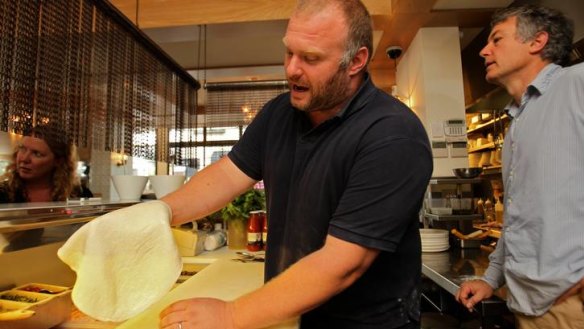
[529,63,561,95]
[335,72,375,119]
[505,63,562,118]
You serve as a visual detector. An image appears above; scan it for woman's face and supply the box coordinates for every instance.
[16,136,57,182]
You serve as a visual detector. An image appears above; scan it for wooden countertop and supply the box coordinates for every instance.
[58,247,298,329]
[120,248,298,329]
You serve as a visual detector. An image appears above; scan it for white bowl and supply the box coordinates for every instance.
[111,175,148,201]
[149,175,185,199]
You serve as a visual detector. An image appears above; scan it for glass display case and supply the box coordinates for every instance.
[0,200,137,254]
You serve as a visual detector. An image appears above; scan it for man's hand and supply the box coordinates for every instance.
[455,280,494,312]
[555,276,584,305]
[159,298,236,329]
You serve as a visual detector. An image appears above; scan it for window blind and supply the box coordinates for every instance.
[171,80,289,168]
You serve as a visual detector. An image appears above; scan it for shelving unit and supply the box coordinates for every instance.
[463,88,509,226]
[424,212,482,222]
[468,142,496,153]
[466,114,509,135]
[465,86,510,171]
[424,177,483,234]
[465,112,507,169]
[481,165,502,175]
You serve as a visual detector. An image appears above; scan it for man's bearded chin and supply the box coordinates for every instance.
[294,66,351,113]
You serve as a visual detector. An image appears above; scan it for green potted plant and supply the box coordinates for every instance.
[221,188,266,249]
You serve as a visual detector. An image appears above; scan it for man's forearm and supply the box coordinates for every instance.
[163,157,256,225]
[231,236,378,329]
[482,234,506,289]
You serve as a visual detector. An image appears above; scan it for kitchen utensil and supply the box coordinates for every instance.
[452,167,483,179]
[0,283,72,329]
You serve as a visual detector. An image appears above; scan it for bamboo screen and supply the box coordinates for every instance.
[204,81,289,128]
[188,81,288,168]
[0,0,199,165]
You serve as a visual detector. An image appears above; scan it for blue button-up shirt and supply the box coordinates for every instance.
[482,63,584,316]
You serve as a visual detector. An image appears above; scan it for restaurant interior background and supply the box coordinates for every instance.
[0,1,582,328]
[0,0,582,200]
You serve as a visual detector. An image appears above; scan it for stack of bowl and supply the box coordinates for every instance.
[419,229,449,252]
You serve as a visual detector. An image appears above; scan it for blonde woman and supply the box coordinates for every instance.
[0,124,91,203]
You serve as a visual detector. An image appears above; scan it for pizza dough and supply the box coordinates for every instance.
[57,200,182,322]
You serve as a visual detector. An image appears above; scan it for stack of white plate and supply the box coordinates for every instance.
[420,229,449,252]
[422,251,451,272]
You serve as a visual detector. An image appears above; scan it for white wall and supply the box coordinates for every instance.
[396,27,469,177]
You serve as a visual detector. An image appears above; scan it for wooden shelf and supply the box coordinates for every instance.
[468,142,496,153]
[481,166,502,175]
[467,114,509,134]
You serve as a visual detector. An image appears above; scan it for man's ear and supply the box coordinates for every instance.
[348,47,369,76]
[529,31,549,55]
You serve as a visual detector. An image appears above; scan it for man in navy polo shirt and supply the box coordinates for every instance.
[160,1,433,328]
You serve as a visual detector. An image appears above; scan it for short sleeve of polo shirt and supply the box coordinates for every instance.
[328,115,433,252]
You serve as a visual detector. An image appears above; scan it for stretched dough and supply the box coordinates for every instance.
[58,201,181,322]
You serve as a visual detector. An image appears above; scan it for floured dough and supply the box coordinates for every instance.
[58,200,182,322]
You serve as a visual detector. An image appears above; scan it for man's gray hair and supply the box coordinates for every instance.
[491,4,574,66]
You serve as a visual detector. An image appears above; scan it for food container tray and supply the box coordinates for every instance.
[0,283,72,329]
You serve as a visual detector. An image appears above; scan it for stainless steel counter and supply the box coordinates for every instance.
[0,200,139,293]
[0,200,138,254]
[0,200,137,231]
[422,247,513,328]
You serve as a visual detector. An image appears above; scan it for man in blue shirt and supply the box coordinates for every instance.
[456,5,584,329]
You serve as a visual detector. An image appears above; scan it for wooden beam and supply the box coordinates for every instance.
[111,0,392,28]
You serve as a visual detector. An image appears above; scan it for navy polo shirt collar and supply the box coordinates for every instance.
[335,72,375,120]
